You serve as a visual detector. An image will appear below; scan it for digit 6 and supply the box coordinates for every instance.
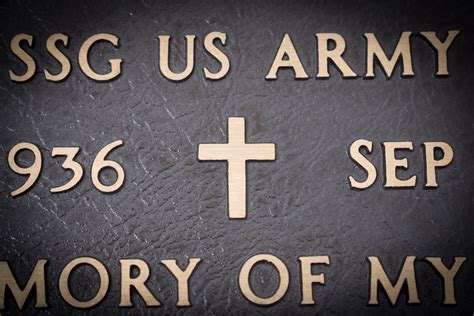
[91,140,125,193]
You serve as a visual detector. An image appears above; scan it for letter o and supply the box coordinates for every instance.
[238,254,289,305]
[59,257,109,308]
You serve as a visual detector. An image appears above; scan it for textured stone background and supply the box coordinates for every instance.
[0,0,473,314]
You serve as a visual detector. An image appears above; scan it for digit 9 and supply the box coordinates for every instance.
[7,142,42,197]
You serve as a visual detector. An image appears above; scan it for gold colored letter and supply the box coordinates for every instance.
[383,141,416,188]
[425,257,466,305]
[9,34,36,82]
[204,32,230,80]
[265,33,309,80]
[45,33,71,82]
[239,254,289,305]
[161,258,201,307]
[423,142,453,188]
[299,256,330,305]
[159,35,195,81]
[348,139,377,189]
[79,33,122,81]
[59,257,109,308]
[0,260,47,310]
[368,256,420,305]
[120,259,160,307]
[365,32,414,78]
[316,33,357,78]
[420,31,460,76]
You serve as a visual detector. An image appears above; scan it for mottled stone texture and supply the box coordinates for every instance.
[0,0,473,314]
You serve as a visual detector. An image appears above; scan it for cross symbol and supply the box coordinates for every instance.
[198,117,276,219]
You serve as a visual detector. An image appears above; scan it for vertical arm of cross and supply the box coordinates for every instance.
[227,117,246,218]
[228,117,245,144]
[228,158,246,219]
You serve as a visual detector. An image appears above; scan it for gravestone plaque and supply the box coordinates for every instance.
[0,0,473,314]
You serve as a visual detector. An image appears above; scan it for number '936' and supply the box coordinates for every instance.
[7,140,124,197]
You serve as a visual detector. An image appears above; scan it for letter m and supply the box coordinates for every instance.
[368,256,420,305]
[0,260,47,310]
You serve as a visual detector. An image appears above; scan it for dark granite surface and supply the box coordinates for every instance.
[0,0,473,314]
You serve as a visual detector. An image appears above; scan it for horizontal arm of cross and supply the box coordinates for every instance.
[198,143,275,161]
